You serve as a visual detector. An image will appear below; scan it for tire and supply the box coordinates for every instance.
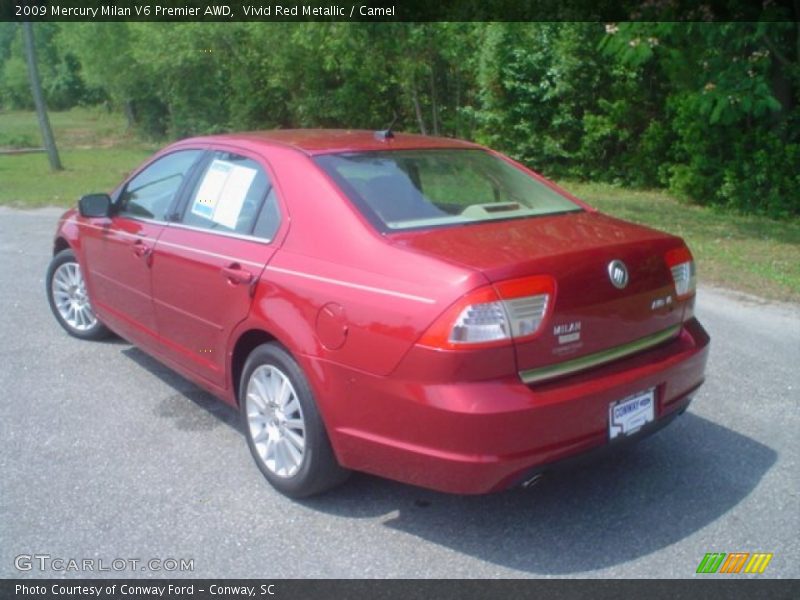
[46,249,111,341]
[240,342,349,498]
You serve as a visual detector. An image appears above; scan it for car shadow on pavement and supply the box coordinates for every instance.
[122,347,243,433]
[94,335,130,346]
[303,412,777,575]
[120,346,776,575]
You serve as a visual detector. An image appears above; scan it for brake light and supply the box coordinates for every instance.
[419,275,555,350]
[665,246,696,299]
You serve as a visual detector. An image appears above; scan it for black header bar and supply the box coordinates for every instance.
[2,0,796,22]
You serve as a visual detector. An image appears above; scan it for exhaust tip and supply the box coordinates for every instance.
[521,473,544,489]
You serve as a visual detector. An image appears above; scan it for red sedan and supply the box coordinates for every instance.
[46,130,709,497]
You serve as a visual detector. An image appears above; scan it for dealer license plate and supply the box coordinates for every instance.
[609,388,655,440]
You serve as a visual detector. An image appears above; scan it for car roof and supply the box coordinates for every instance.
[179,129,483,156]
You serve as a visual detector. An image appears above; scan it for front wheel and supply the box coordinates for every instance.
[46,249,111,340]
[240,343,349,498]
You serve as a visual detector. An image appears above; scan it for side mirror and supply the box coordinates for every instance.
[78,193,112,218]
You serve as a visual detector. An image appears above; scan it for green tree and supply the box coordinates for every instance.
[57,23,144,126]
[1,23,85,111]
[602,21,799,216]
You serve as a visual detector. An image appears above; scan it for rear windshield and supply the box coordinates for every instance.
[314,149,581,231]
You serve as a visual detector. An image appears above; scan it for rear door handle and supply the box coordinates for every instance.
[222,263,253,285]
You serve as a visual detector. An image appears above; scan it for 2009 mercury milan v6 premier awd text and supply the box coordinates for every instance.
[46,129,710,497]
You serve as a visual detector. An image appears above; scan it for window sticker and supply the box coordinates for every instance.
[191,160,230,219]
[191,159,257,229]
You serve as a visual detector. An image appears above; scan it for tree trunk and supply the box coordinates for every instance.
[22,22,62,171]
[411,81,427,135]
[454,66,462,138]
[123,100,136,129]
[429,66,439,136]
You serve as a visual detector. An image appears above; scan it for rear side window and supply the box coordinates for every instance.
[181,151,279,239]
[252,188,281,241]
[118,150,202,220]
[315,149,580,231]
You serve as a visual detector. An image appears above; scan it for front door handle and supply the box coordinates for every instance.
[222,263,253,285]
[132,241,150,258]
[132,239,152,266]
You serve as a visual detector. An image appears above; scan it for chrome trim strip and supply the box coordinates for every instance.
[78,221,140,240]
[265,266,437,304]
[155,238,264,269]
[77,221,436,304]
[77,216,273,244]
[77,221,264,269]
[119,214,164,226]
[165,220,274,245]
[519,324,682,384]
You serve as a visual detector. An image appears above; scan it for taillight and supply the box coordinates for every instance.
[665,246,696,300]
[419,275,555,350]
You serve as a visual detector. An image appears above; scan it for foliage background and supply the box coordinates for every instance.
[1,21,797,218]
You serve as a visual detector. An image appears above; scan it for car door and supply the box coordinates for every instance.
[80,149,204,347]
[150,148,284,389]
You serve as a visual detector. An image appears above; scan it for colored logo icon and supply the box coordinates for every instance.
[696,552,773,574]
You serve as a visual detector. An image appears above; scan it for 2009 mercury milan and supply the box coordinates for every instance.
[46,129,710,497]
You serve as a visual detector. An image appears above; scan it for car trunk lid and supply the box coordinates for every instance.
[391,211,687,376]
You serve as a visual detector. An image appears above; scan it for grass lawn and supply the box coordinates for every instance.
[0,106,138,149]
[0,147,155,206]
[0,107,157,206]
[566,181,800,303]
[1,108,797,303]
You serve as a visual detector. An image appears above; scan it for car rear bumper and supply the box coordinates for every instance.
[315,317,710,494]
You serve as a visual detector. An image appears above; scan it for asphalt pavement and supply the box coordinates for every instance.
[1,206,798,578]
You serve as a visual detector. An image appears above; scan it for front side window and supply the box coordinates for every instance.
[315,149,581,231]
[181,151,276,239]
[117,150,202,220]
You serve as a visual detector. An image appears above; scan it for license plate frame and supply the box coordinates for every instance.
[609,388,655,440]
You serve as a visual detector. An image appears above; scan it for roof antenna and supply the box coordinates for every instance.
[374,112,398,141]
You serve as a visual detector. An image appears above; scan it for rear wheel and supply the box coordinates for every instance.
[240,343,349,497]
[46,249,111,340]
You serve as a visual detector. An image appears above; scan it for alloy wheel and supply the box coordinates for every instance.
[51,261,98,332]
[245,365,307,478]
